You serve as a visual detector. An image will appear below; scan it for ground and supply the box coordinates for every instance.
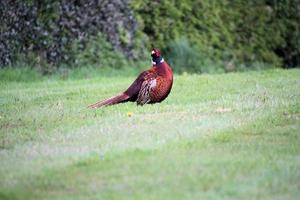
[0,69,300,199]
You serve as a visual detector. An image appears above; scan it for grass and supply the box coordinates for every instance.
[0,68,299,199]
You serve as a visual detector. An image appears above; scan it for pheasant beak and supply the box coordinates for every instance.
[151,50,155,55]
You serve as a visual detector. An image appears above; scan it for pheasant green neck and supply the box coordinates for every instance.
[152,56,164,65]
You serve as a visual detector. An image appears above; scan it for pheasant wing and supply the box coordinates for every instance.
[137,73,157,105]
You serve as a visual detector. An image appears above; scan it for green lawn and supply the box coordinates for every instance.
[0,69,300,200]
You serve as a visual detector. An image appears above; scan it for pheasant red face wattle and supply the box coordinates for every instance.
[151,48,161,58]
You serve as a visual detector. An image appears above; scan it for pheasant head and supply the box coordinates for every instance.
[151,48,164,65]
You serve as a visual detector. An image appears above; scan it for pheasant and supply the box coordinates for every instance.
[88,48,173,108]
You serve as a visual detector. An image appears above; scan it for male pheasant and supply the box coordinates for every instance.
[88,48,173,108]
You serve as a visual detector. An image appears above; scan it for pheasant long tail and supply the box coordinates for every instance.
[88,93,130,108]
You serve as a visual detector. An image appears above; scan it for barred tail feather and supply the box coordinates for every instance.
[88,93,130,108]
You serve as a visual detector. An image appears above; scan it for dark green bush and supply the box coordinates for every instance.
[131,0,300,69]
[164,38,224,74]
[70,33,129,69]
[0,0,299,74]
[0,0,137,69]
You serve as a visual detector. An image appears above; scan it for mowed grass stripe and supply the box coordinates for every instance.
[1,108,299,200]
[0,69,300,199]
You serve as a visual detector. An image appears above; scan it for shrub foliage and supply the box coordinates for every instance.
[0,0,299,72]
[131,0,300,70]
[0,0,136,68]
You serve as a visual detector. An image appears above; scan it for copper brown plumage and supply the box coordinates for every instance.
[88,48,173,108]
